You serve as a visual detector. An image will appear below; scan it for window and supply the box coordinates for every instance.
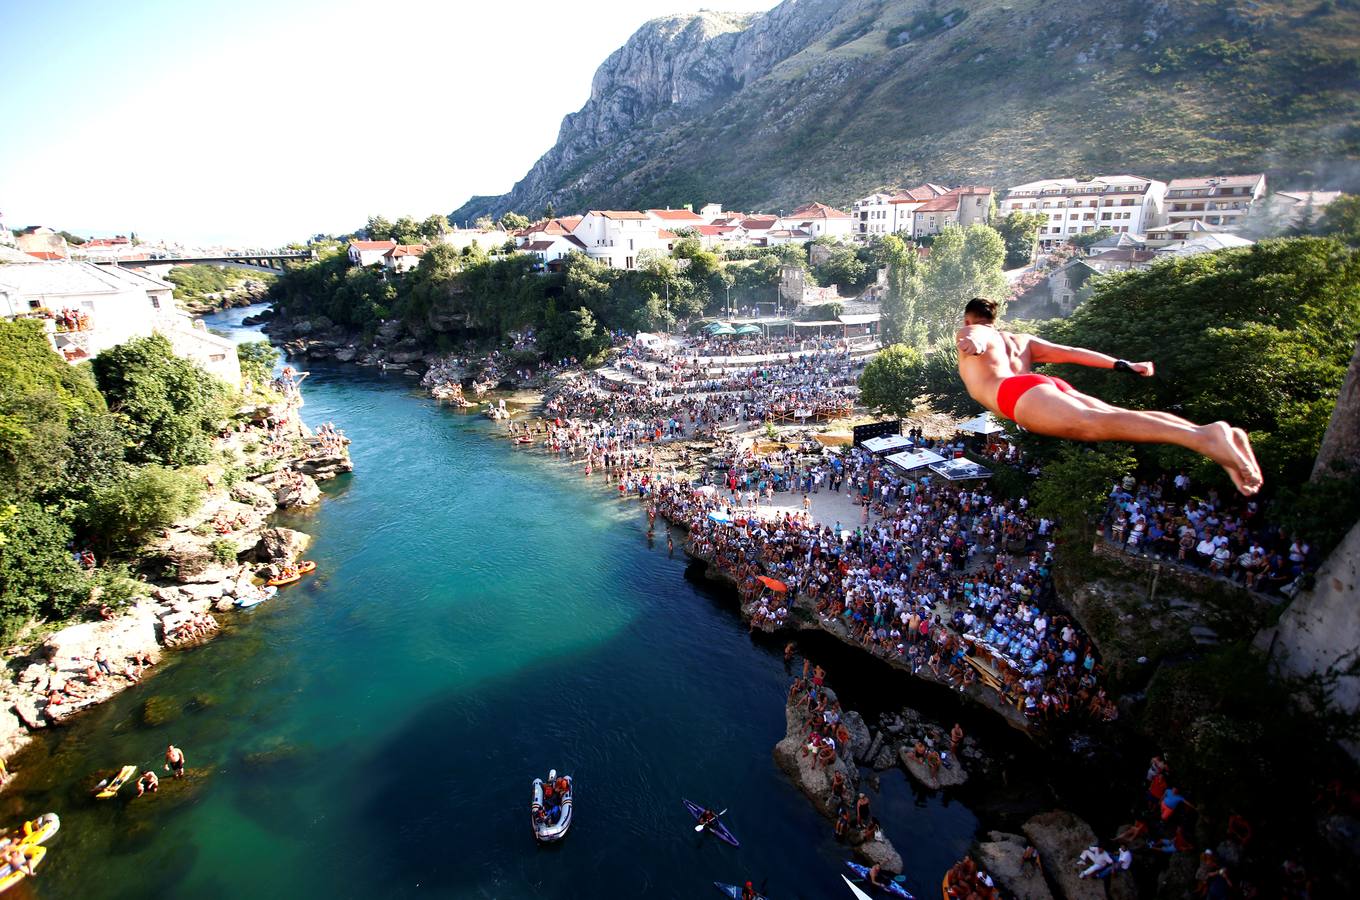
[1101,212,1112,220]
[625,256,634,269]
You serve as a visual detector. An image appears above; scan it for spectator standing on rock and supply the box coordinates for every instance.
[165,744,185,778]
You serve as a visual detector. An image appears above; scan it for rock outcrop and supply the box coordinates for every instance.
[975,831,1055,900]
[256,527,311,563]
[1022,811,1106,900]
[771,685,905,874]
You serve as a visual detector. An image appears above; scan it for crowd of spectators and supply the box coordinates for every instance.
[1101,471,1317,596]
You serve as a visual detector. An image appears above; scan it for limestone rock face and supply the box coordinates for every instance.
[273,473,321,508]
[975,831,1054,900]
[231,480,276,510]
[257,527,311,563]
[900,745,968,790]
[842,710,872,762]
[452,1,845,220]
[1022,811,1107,900]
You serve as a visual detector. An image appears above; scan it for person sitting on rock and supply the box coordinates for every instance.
[135,770,158,796]
[1021,844,1042,876]
[1078,843,1114,879]
[927,748,943,776]
[911,740,928,762]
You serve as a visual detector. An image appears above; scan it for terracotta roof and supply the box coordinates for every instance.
[1089,249,1157,263]
[787,202,850,219]
[647,209,704,222]
[590,210,650,220]
[741,216,777,230]
[350,240,398,251]
[915,194,961,213]
[696,225,737,236]
[522,240,554,251]
[385,244,426,258]
[25,251,64,260]
[767,228,812,238]
[657,229,679,239]
[953,186,993,196]
[564,235,588,249]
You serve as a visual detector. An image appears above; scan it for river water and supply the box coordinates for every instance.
[6,306,985,899]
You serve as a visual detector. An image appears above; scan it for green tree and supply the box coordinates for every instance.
[392,216,423,245]
[859,345,925,418]
[994,211,1046,267]
[92,335,230,467]
[1041,237,1360,490]
[420,214,450,241]
[85,465,202,552]
[1069,227,1116,250]
[814,245,868,290]
[1031,444,1136,541]
[0,502,89,622]
[497,212,531,233]
[237,340,280,388]
[365,215,394,241]
[880,235,926,348]
[919,224,1007,344]
[919,344,981,418]
[0,320,107,502]
[1316,194,1360,246]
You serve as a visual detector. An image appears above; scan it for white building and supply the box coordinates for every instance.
[0,210,14,247]
[347,240,397,267]
[1001,176,1167,248]
[519,233,588,269]
[0,261,241,386]
[1163,174,1266,232]
[911,186,994,237]
[382,244,426,273]
[572,211,669,270]
[440,228,511,254]
[775,202,854,240]
[646,208,705,230]
[851,193,897,238]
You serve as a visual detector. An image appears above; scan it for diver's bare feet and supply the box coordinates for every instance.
[1201,422,1262,495]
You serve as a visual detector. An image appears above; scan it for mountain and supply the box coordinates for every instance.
[452,0,1360,222]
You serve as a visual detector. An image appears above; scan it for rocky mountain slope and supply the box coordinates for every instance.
[452,0,1360,221]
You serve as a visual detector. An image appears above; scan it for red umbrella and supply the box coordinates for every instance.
[757,576,788,593]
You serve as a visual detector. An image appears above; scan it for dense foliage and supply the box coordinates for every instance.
[1041,237,1360,490]
[269,239,811,363]
[858,344,924,419]
[880,225,1007,349]
[994,211,1046,268]
[0,322,233,629]
[92,335,231,467]
[165,265,271,305]
[363,214,450,244]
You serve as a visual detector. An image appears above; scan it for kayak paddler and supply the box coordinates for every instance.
[697,808,718,830]
[741,881,758,900]
[869,863,889,888]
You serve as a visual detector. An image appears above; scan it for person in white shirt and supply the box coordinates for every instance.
[1078,844,1114,879]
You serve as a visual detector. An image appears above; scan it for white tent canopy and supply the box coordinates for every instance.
[929,458,993,480]
[862,434,913,454]
[885,448,946,471]
[958,412,1005,436]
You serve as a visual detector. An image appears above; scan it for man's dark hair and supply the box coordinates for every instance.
[964,297,998,322]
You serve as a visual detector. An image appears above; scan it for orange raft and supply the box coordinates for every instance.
[267,560,316,587]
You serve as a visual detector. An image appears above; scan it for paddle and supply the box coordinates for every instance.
[694,808,728,832]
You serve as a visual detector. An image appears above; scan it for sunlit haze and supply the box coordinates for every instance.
[0,0,779,246]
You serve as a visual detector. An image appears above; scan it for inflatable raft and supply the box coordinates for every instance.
[236,585,278,608]
[1,813,59,848]
[0,844,45,894]
[530,772,573,842]
[267,560,316,587]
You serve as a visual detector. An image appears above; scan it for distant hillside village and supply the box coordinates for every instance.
[0,215,243,386]
[348,172,1342,322]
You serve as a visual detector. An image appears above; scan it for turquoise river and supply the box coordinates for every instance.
[2,306,998,899]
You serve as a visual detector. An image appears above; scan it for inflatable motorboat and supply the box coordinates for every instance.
[0,843,46,894]
[531,770,573,842]
[236,585,278,608]
[1,813,59,848]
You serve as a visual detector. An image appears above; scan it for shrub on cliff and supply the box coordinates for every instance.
[92,334,230,467]
[85,465,202,553]
[0,502,89,622]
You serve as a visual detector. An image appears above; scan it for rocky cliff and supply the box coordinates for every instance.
[452,0,1360,222]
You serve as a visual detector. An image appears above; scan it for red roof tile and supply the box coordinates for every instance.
[350,240,398,251]
[788,201,850,219]
[647,209,704,222]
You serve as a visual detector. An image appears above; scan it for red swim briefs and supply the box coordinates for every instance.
[995,374,1074,421]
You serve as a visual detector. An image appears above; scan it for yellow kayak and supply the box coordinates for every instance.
[0,843,45,893]
[95,765,136,799]
[2,813,59,847]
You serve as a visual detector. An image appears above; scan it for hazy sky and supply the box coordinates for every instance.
[0,0,779,246]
